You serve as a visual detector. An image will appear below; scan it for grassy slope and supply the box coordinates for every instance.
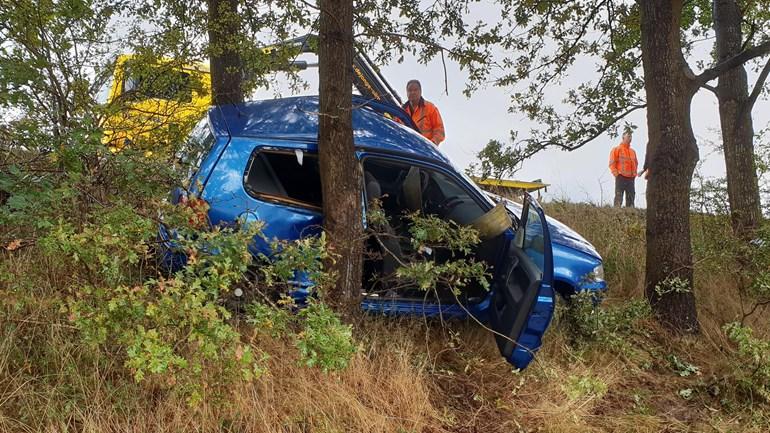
[1,203,768,432]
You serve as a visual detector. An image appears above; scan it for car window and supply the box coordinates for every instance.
[363,158,485,225]
[522,203,546,272]
[244,150,322,209]
[423,170,486,225]
[178,116,214,179]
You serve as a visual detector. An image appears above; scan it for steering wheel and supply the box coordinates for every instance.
[440,195,465,213]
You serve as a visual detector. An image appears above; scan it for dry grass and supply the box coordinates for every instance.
[2,203,770,432]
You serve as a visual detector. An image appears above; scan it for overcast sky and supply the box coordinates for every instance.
[252,32,769,208]
[382,52,769,208]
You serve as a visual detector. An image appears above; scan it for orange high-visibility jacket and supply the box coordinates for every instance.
[403,98,445,145]
[609,143,638,178]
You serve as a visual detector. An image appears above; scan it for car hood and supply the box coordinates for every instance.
[495,196,601,260]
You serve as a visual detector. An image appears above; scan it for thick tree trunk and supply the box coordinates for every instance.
[714,0,761,238]
[207,0,244,105]
[318,0,363,313]
[640,0,700,333]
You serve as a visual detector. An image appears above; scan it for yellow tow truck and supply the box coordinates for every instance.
[101,54,211,154]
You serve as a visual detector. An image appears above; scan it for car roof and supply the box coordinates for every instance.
[208,96,451,165]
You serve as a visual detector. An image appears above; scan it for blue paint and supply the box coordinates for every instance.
[499,198,607,296]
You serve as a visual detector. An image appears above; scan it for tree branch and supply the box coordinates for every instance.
[696,39,770,84]
[503,103,647,171]
[740,19,756,52]
[746,56,770,111]
[700,82,718,96]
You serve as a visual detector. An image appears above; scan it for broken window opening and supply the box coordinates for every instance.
[362,158,506,305]
[244,150,323,209]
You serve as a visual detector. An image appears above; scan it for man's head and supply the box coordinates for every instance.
[621,130,633,145]
[406,79,422,106]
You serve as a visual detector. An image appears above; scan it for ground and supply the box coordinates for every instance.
[1,203,768,432]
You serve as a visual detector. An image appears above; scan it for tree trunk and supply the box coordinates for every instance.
[207,0,244,105]
[318,0,363,313]
[714,0,761,239]
[640,0,700,333]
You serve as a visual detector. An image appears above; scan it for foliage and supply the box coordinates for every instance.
[562,291,651,349]
[393,212,490,294]
[755,125,770,215]
[653,276,692,297]
[255,233,334,296]
[724,322,770,402]
[466,137,524,180]
[52,205,265,403]
[0,0,120,134]
[667,354,700,377]
[295,301,357,372]
[245,300,291,337]
[406,212,481,256]
[564,374,608,400]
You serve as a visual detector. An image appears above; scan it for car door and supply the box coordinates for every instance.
[488,193,555,369]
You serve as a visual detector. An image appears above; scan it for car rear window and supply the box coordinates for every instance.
[244,150,322,209]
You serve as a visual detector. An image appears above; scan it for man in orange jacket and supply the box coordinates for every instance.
[609,131,639,207]
[403,80,445,146]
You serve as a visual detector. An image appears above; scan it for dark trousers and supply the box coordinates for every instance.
[614,175,636,208]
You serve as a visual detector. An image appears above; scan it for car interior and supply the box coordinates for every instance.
[361,158,513,305]
[242,149,539,311]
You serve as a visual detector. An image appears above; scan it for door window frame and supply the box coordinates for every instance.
[358,153,499,225]
[242,147,323,212]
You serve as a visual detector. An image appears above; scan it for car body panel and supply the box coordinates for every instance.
[209,97,451,166]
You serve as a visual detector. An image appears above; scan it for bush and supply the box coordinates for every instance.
[562,291,651,349]
[296,301,357,372]
[62,211,267,404]
[724,322,770,402]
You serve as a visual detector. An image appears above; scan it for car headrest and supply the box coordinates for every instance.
[401,166,423,212]
[364,171,382,201]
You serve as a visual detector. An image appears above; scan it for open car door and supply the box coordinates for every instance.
[488,193,555,369]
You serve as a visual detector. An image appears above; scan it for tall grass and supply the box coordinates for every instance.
[2,203,769,432]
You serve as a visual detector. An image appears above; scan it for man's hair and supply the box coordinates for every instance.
[406,79,421,90]
[622,130,633,137]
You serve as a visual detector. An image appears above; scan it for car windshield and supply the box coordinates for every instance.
[122,63,194,102]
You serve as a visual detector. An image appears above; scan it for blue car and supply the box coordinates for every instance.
[160,96,601,369]
[490,196,607,297]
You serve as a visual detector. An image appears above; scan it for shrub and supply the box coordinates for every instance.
[63,212,267,404]
[724,322,770,402]
[379,210,490,295]
[562,291,651,349]
[295,301,357,372]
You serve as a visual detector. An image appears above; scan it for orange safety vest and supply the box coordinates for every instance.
[609,143,638,178]
[403,98,445,145]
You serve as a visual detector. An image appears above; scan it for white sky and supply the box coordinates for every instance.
[386,40,770,207]
[255,48,769,208]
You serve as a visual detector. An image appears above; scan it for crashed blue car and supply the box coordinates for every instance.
[160,96,604,369]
